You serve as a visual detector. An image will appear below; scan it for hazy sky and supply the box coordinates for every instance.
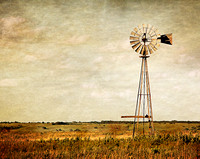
[0,0,199,122]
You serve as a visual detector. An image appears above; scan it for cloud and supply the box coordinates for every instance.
[0,79,19,87]
[0,16,44,43]
[0,16,26,39]
[60,35,90,45]
[1,16,25,30]
[23,55,38,63]
[188,70,200,78]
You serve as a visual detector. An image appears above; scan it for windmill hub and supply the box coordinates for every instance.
[121,24,172,137]
[142,34,147,42]
[141,33,151,45]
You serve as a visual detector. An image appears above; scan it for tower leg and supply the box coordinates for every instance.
[144,58,154,135]
[142,58,146,135]
[133,58,144,137]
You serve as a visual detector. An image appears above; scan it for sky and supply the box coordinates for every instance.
[0,0,199,122]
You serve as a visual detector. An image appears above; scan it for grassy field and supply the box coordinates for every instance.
[0,121,200,158]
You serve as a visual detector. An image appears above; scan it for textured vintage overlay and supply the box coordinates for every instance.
[0,0,199,122]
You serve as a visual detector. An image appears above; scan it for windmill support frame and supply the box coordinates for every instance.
[121,55,154,137]
[123,24,172,138]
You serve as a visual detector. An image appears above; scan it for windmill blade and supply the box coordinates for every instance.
[140,45,148,55]
[147,45,153,54]
[134,27,139,33]
[150,41,160,50]
[150,27,158,37]
[150,39,158,45]
[149,43,157,51]
[139,45,144,55]
[130,36,139,40]
[157,33,172,45]
[146,24,150,33]
[138,25,143,34]
[142,24,145,33]
[151,34,158,38]
[150,41,160,48]
[156,43,160,48]
[135,44,143,53]
[130,40,140,45]
[145,25,148,34]
[151,36,161,43]
[154,29,158,34]
[143,45,148,55]
[150,43,160,51]
[142,24,148,34]
[130,35,139,38]
[155,43,160,48]
[137,26,142,34]
[131,31,140,37]
[148,26,154,34]
[132,42,141,49]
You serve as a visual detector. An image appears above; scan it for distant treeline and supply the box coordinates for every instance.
[0,125,22,131]
[0,120,200,125]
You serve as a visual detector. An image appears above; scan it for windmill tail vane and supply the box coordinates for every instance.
[157,33,172,45]
[121,24,172,137]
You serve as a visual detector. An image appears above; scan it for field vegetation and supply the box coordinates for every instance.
[0,121,200,158]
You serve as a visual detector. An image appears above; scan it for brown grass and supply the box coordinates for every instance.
[0,122,199,158]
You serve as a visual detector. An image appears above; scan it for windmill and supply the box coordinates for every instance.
[121,24,172,137]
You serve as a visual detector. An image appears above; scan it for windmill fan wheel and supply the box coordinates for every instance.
[130,24,161,56]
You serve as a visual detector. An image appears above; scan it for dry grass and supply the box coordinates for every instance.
[0,122,200,158]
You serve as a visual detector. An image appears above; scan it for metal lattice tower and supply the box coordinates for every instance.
[121,24,172,137]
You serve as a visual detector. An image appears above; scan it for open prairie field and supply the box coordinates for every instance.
[0,121,200,158]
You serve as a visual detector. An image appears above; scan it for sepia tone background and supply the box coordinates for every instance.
[0,0,199,122]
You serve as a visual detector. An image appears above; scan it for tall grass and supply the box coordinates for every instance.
[0,133,199,158]
[0,123,199,158]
